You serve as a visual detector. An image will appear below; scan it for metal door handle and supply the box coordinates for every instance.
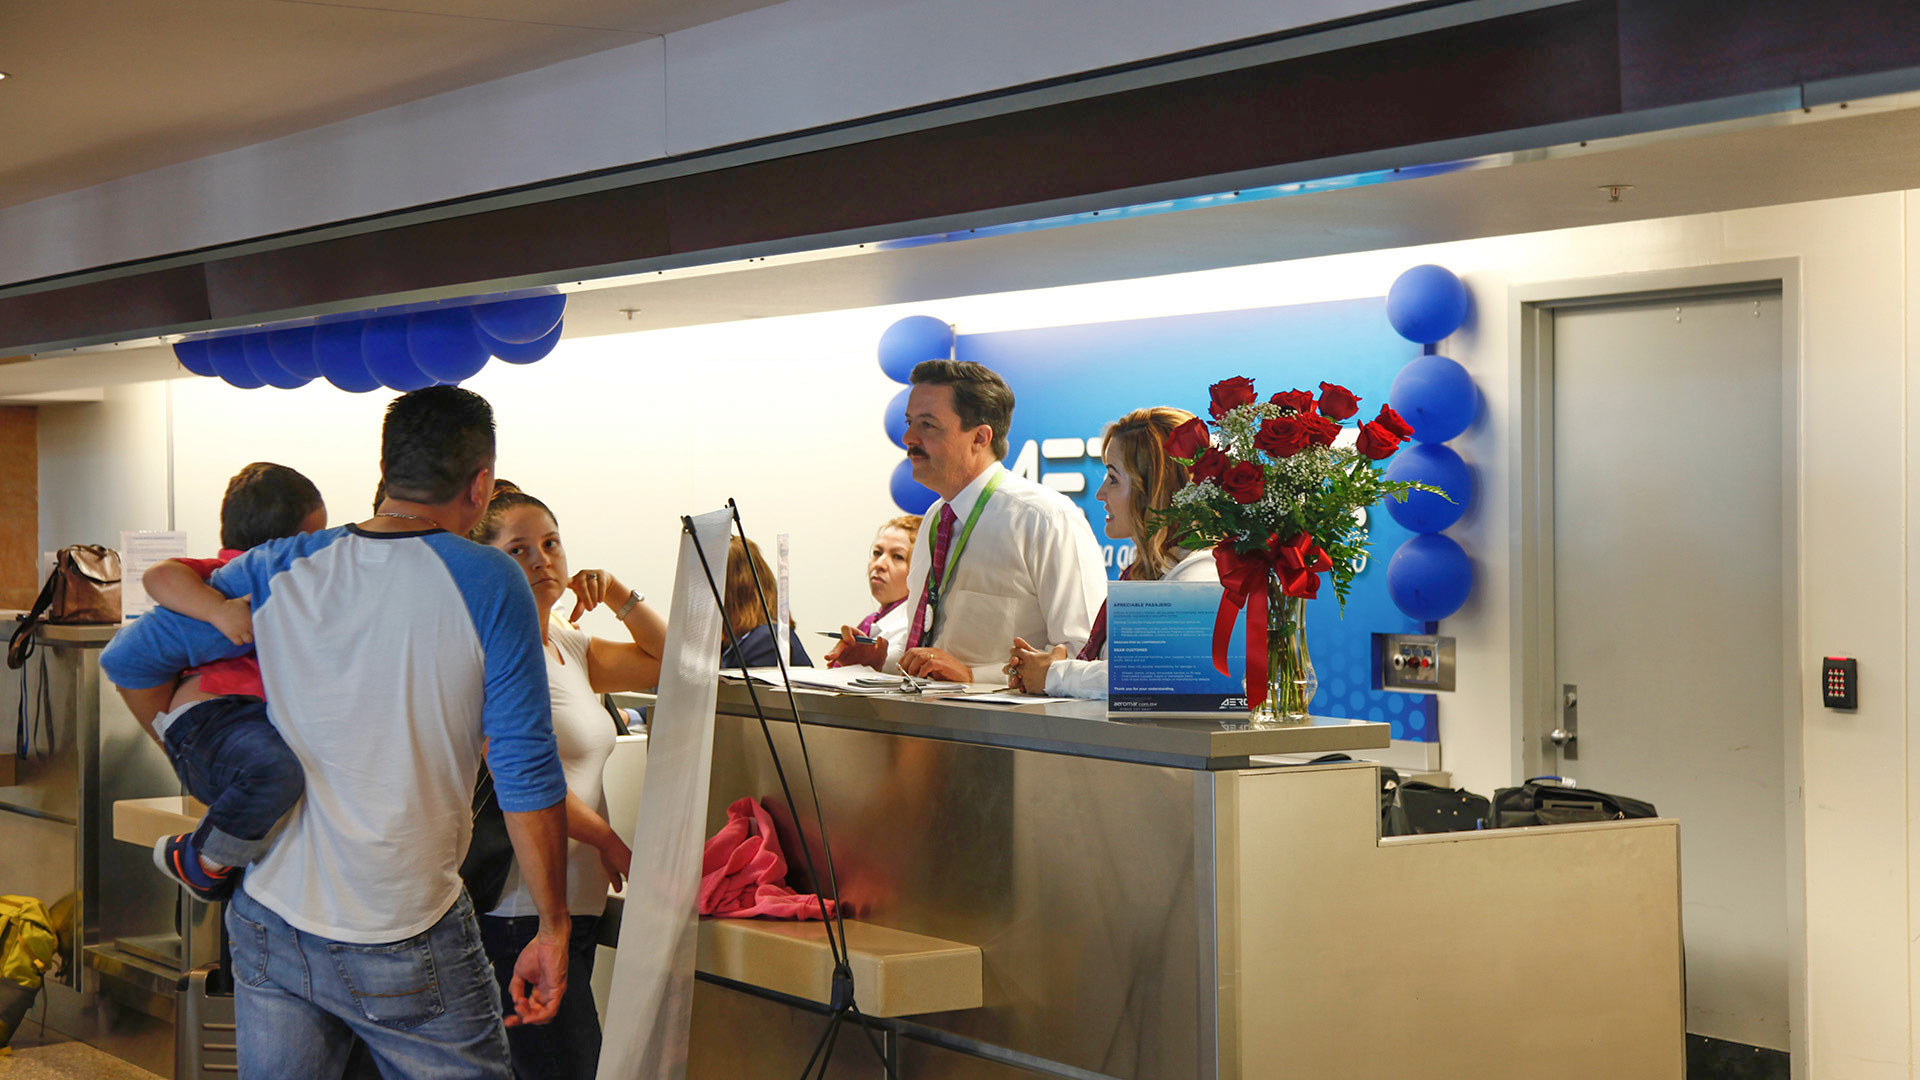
[1552,683,1579,760]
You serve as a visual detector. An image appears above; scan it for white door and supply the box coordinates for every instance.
[1550,289,1788,1051]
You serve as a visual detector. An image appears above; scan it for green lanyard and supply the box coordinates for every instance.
[928,469,1005,613]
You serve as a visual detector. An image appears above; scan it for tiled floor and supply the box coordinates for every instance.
[0,1038,165,1080]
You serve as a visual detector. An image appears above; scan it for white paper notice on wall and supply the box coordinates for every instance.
[776,532,790,667]
[595,508,731,1080]
[119,531,188,619]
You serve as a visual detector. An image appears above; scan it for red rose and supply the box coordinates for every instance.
[1209,376,1258,419]
[1164,416,1211,460]
[1356,421,1402,460]
[1298,412,1340,447]
[1219,461,1266,504]
[1317,381,1361,420]
[1253,415,1310,458]
[1374,404,1415,439]
[1269,389,1315,415]
[1189,447,1228,482]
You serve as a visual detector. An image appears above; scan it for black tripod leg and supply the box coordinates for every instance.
[809,1012,844,1080]
[846,1007,895,1079]
[797,1012,837,1080]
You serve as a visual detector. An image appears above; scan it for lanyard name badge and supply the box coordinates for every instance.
[920,469,1005,641]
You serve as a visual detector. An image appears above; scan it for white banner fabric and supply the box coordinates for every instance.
[595,508,732,1080]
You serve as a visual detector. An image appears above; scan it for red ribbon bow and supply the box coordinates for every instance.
[1212,533,1332,708]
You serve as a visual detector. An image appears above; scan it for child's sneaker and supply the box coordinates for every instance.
[153,833,235,902]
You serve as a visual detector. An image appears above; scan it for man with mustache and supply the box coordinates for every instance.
[829,360,1105,684]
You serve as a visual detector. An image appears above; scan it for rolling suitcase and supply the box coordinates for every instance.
[175,963,236,1077]
[176,912,236,1079]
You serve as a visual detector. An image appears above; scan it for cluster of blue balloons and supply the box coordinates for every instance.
[878,315,956,514]
[1382,265,1477,622]
[172,294,567,393]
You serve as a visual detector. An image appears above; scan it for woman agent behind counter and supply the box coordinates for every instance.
[719,535,813,670]
[1006,407,1217,698]
[470,483,667,1080]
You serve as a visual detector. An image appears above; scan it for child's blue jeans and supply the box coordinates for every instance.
[156,695,303,866]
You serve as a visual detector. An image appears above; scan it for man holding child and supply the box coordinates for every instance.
[102,387,570,1078]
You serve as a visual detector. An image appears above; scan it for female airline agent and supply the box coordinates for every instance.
[1006,406,1217,697]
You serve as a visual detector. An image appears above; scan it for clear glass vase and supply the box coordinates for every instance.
[1249,575,1316,726]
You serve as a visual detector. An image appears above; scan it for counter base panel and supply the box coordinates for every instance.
[1229,763,1685,1078]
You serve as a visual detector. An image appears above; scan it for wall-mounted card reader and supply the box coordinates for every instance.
[1822,657,1857,710]
[1374,634,1456,692]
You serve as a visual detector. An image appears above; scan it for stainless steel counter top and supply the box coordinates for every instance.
[714,679,1387,769]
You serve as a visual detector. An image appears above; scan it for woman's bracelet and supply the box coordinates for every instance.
[616,589,644,620]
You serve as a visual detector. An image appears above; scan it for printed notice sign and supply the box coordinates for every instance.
[1106,580,1249,717]
[119,531,189,619]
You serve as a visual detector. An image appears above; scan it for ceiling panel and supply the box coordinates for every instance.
[551,102,1920,339]
[0,0,779,208]
[287,0,781,35]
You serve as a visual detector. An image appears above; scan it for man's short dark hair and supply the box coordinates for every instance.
[380,387,496,505]
[910,360,1015,459]
[221,463,324,551]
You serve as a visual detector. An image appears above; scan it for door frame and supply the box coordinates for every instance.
[1509,259,1806,1070]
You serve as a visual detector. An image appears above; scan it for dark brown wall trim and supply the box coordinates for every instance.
[4,0,1920,356]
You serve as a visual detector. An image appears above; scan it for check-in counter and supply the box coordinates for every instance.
[672,683,1683,1079]
[0,619,190,1076]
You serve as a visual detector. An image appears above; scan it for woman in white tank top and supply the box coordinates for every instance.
[471,483,666,1080]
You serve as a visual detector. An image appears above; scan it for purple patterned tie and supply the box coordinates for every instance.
[1078,603,1108,661]
[904,504,959,650]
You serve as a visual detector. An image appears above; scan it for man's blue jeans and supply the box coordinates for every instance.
[227,886,512,1079]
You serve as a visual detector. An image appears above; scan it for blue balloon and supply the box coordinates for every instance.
[883,386,912,449]
[479,320,562,365]
[471,295,566,345]
[363,317,435,391]
[1383,443,1472,533]
[1386,264,1471,344]
[1386,533,1473,621]
[207,336,265,389]
[315,321,380,393]
[267,327,321,378]
[408,309,490,383]
[889,458,936,514]
[243,334,313,389]
[172,339,217,377]
[877,316,953,383]
[1389,353,1478,443]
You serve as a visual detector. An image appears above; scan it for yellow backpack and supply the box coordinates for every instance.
[0,895,58,1048]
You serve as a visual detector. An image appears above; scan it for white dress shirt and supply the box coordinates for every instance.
[1044,547,1220,699]
[875,463,1107,684]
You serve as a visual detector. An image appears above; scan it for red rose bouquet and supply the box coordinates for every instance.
[1152,378,1440,723]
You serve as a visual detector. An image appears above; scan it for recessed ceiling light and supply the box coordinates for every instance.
[0,73,10,81]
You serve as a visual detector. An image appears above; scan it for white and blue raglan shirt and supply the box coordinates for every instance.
[101,525,566,944]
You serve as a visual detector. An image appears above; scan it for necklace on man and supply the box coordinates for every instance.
[376,511,441,528]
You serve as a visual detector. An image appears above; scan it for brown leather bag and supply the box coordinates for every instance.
[7,546,122,670]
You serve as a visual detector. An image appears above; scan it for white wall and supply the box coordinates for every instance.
[0,0,1433,285]
[34,190,1919,1075]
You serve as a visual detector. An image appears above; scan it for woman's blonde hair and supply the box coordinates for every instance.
[879,514,922,543]
[1105,406,1197,580]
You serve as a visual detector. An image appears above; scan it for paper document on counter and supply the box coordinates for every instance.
[962,692,1076,705]
[733,667,966,695]
[119,531,188,619]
